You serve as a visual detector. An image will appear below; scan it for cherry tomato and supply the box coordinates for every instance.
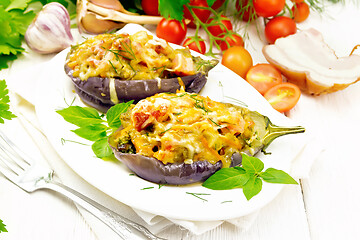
[236,0,258,22]
[291,0,304,3]
[292,2,310,23]
[245,63,283,95]
[221,46,253,79]
[253,0,285,18]
[207,15,233,37]
[141,0,159,16]
[265,16,297,44]
[211,0,226,9]
[183,0,211,28]
[264,83,301,112]
[219,34,244,51]
[183,37,206,54]
[156,18,187,45]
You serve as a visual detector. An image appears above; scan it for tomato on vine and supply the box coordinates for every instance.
[184,0,211,28]
[292,2,310,23]
[156,18,187,45]
[183,37,206,54]
[265,16,297,44]
[206,15,233,37]
[211,0,226,9]
[219,33,244,51]
[236,0,258,22]
[253,0,285,18]
[141,0,159,16]
[221,46,253,79]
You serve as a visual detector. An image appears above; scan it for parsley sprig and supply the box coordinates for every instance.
[0,80,16,123]
[0,219,7,233]
[203,153,298,200]
[56,101,133,158]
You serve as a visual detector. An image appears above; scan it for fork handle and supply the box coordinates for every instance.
[43,181,165,240]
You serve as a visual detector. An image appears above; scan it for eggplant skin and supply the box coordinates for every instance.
[110,143,243,185]
[65,64,207,112]
[111,145,223,185]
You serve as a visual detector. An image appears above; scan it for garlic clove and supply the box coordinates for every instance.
[79,12,125,34]
[25,2,75,54]
[77,0,162,34]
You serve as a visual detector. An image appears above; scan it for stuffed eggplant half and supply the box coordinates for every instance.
[65,31,218,112]
[108,91,305,185]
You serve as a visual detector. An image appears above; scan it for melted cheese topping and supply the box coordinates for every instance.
[66,31,195,81]
[114,92,256,168]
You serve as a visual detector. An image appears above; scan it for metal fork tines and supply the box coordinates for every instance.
[0,130,165,240]
[0,131,52,192]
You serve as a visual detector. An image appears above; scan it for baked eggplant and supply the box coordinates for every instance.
[65,31,218,112]
[108,91,305,185]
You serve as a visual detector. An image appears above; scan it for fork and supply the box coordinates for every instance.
[0,130,165,240]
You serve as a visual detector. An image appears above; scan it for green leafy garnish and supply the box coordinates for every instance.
[0,79,16,123]
[158,0,189,20]
[0,0,76,70]
[56,101,133,159]
[0,219,7,233]
[203,153,298,200]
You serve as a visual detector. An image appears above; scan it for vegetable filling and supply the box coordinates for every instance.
[112,91,259,168]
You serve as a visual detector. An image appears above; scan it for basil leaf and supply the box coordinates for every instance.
[92,137,113,158]
[260,168,298,184]
[57,106,103,127]
[72,124,108,141]
[202,167,250,190]
[243,175,263,200]
[106,101,133,129]
[241,153,264,174]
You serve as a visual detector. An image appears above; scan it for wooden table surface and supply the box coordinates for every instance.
[1,1,360,239]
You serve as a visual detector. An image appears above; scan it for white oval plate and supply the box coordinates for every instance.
[35,24,305,221]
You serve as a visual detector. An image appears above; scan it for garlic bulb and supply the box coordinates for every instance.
[25,2,74,54]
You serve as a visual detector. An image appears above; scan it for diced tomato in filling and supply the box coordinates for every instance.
[132,112,152,132]
[131,99,170,131]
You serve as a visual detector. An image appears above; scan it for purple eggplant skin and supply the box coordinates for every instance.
[65,64,208,113]
[110,144,229,185]
[109,139,243,185]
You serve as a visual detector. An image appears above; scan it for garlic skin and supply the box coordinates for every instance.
[25,2,74,54]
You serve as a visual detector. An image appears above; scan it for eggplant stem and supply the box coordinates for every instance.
[263,123,305,149]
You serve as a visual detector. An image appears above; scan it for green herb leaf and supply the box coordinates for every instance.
[106,100,133,129]
[72,124,107,141]
[260,168,298,184]
[202,154,297,201]
[56,106,104,127]
[158,0,189,20]
[57,102,132,159]
[243,175,263,200]
[5,0,32,11]
[92,137,113,158]
[0,79,16,123]
[241,153,264,174]
[0,218,7,232]
[202,167,250,190]
[206,0,217,7]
